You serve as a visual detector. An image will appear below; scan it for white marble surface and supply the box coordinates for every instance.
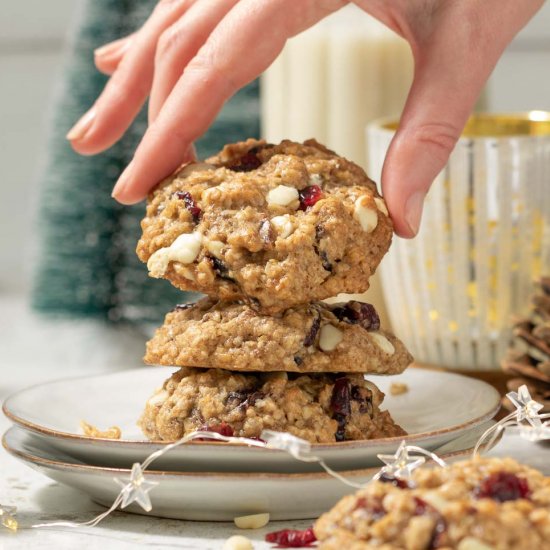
[1,296,550,549]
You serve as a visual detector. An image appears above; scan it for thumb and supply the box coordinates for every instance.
[381,0,544,238]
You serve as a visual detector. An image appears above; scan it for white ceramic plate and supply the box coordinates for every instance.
[2,367,500,473]
[2,424,493,521]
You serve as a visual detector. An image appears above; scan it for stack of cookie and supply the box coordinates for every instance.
[136,139,413,444]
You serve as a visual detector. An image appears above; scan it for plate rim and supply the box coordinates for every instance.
[2,366,501,451]
[1,425,490,481]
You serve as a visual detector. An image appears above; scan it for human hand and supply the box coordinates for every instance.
[67,0,543,237]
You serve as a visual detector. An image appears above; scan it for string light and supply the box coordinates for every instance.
[0,504,18,532]
[26,386,550,532]
[473,384,550,455]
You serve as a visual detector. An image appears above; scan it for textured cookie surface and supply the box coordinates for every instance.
[145,298,413,374]
[315,456,550,550]
[136,139,392,313]
[138,367,405,444]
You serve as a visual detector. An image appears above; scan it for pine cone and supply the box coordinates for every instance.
[502,276,550,412]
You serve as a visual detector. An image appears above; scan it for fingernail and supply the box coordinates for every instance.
[405,191,426,236]
[66,108,96,141]
[94,40,129,58]
[112,161,134,200]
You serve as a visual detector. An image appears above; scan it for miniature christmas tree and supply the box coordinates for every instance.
[32,0,260,326]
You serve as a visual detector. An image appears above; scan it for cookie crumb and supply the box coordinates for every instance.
[234,513,270,529]
[80,420,121,439]
[222,535,254,550]
[390,382,409,396]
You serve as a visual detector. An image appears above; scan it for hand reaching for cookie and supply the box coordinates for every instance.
[67,0,543,237]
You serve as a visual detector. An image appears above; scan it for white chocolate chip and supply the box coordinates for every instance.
[374,197,389,216]
[270,215,294,239]
[319,324,343,351]
[222,535,254,550]
[147,232,203,277]
[457,538,494,550]
[206,239,225,258]
[178,162,217,178]
[354,196,378,233]
[234,513,270,529]
[369,332,395,355]
[147,390,168,407]
[267,185,299,206]
[421,492,449,513]
[309,173,323,185]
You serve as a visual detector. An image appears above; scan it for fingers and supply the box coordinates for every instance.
[94,35,133,75]
[113,0,346,203]
[67,0,196,155]
[148,0,239,122]
[381,0,544,238]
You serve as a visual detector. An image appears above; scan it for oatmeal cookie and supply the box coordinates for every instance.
[314,456,550,550]
[145,298,412,374]
[136,139,393,313]
[138,367,405,443]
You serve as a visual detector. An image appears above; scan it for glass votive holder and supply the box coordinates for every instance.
[367,112,550,371]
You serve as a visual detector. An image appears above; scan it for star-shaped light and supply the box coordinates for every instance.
[377,441,426,480]
[0,504,18,532]
[507,385,544,428]
[114,463,158,512]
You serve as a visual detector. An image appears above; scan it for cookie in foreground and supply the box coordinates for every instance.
[138,367,405,444]
[136,139,392,313]
[145,298,413,374]
[314,456,550,549]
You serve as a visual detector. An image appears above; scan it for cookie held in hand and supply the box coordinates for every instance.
[136,139,392,313]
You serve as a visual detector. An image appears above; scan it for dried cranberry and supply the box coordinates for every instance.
[175,191,202,223]
[378,472,410,489]
[265,526,316,547]
[354,497,386,520]
[334,414,347,442]
[303,314,321,347]
[198,422,234,439]
[331,377,351,416]
[227,149,263,172]
[298,185,323,210]
[209,256,234,281]
[331,301,380,331]
[331,377,351,441]
[315,248,332,272]
[474,472,531,502]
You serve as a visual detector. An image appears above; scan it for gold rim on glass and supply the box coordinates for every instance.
[378,111,550,138]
